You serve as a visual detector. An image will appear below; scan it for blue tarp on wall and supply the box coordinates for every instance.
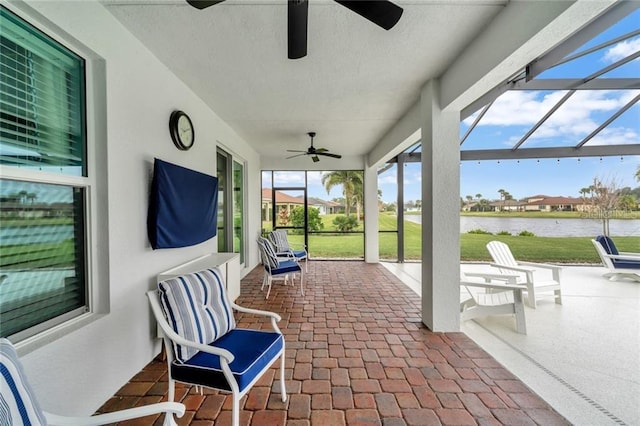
[147,158,218,249]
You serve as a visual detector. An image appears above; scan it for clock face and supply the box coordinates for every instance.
[170,110,194,150]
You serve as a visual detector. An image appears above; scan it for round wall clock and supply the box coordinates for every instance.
[169,110,195,150]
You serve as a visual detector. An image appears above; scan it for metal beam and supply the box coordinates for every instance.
[460,101,493,146]
[460,2,638,120]
[516,78,640,91]
[460,145,640,161]
[512,90,575,150]
[527,1,640,79]
[575,93,640,148]
[389,145,640,163]
[556,28,640,68]
[397,153,405,263]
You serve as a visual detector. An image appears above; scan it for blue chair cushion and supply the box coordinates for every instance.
[171,329,283,393]
[596,235,640,269]
[271,259,301,275]
[611,259,640,269]
[291,250,307,260]
[596,235,618,255]
[0,338,48,426]
[159,268,236,363]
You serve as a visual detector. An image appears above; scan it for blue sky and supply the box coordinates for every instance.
[384,9,640,204]
[270,11,640,205]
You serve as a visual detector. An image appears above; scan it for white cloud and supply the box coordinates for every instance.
[589,126,640,146]
[272,171,306,185]
[467,90,639,145]
[378,174,397,185]
[602,37,640,63]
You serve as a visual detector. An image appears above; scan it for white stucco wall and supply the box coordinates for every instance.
[5,0,260,416]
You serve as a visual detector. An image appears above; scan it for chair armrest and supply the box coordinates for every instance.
[488,263,535,274]
[463,271,519,283]
[616,252,640,259]
[232,303,282,322]
[605,253,640,262]
[517,261,563,272]
[460,280,527,291]
[146,291,235,363]
[44,402,185,426]
[231,302,283,333]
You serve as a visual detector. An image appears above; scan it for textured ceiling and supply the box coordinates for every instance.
[104,0,507,157]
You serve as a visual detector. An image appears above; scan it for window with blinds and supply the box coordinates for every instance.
[0,6,85,176]
[0,6,88,340]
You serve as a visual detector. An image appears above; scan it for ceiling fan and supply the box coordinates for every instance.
[185,0,403,59]
[286,132,342,162]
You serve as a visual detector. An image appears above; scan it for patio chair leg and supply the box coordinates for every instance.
[232,393,240,426]
[527,286,537,309]
[163,413,178,426]
[300,270,304,296]
[554,289,562,305]
[265,276,272,299]
[280,351,287,402]
[163,378,178,426]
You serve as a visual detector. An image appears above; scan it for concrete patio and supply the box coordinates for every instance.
[382,262,640,425]
[97,261,573,425]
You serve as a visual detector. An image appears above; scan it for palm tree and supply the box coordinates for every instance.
[635,165,640,182]
[497,189,506,212]
[321,171,363,218]
[465,195,473,211]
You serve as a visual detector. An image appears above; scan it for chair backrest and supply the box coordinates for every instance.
[269,230,291,252]
[0,338,48,425]
[487,241,518,267]
[157,268,236,363]
[257,237,280,270]
[592,239,615,269]
[595,235,618,255]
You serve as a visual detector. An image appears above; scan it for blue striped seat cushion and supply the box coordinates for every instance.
[158,268,236,363]
[0,338,48,426]
[171,329,283,393]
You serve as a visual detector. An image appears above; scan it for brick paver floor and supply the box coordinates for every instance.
[99,261,569,425]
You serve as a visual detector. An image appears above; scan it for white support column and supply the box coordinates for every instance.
[364,165,379,263]
[421,80,461,332]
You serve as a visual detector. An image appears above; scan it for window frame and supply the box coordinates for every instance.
[216,146,247,268]
[0,3,108,347]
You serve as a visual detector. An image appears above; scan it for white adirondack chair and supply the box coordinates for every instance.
[460,271,528,334]
[486,240,562,309]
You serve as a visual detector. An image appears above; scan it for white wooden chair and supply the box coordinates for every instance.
[486,240,562,308]
[591,236,640,282]
[0,338,185,426]
[461,271,528,334]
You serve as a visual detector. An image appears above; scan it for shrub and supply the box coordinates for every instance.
[468,228,492,235]
[290,206,324,233]
[332,214,359,232]
[519,230,535,237]
[497,231,512,236]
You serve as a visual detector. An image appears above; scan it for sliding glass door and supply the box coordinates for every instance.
[217,148,245,264]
